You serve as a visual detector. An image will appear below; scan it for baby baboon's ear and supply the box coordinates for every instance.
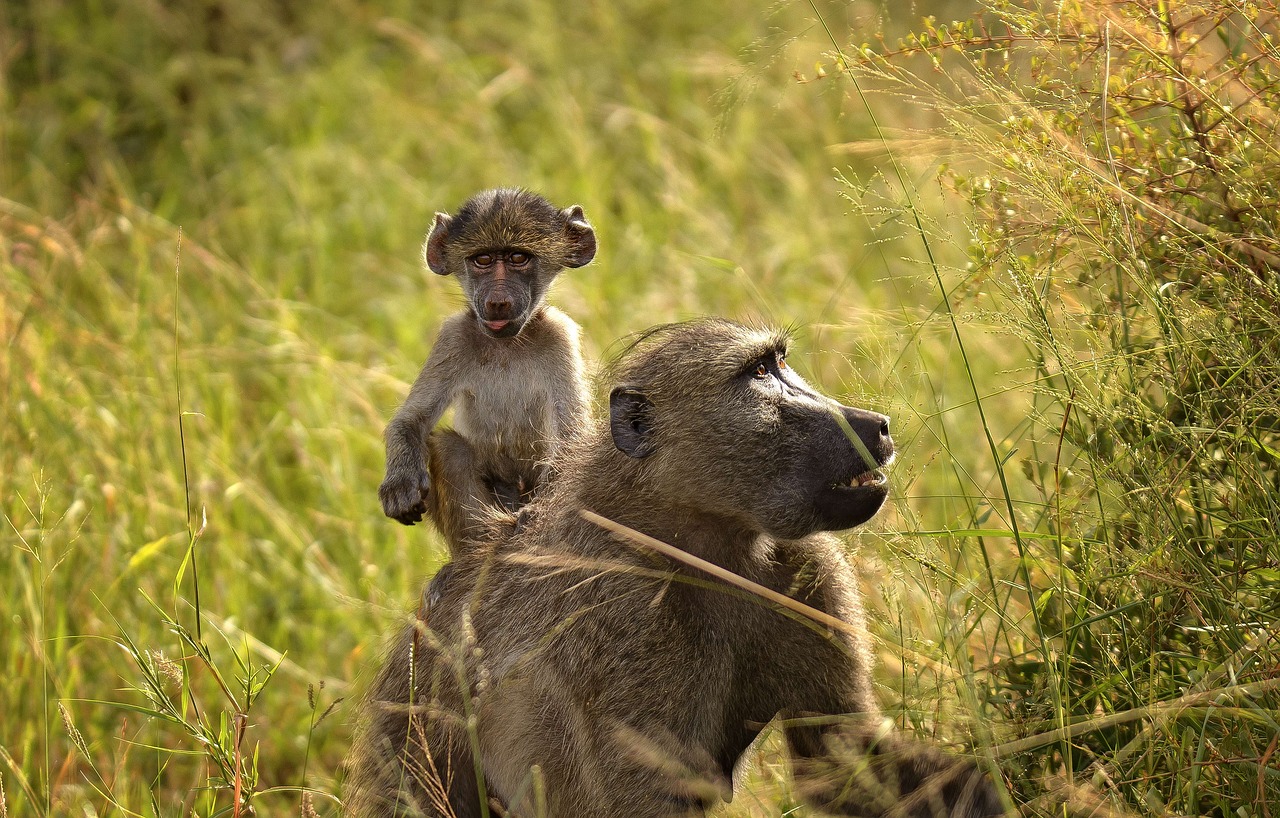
[560,205,597,269]
[423,212,453,276]
[609,386,656,458]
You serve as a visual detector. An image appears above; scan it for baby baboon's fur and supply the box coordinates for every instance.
[379,189,594,554]
[350,319,1005,817]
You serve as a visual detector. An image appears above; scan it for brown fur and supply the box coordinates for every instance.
[379,190,595,554]
[351,319,1005,817]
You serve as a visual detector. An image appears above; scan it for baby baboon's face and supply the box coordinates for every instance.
[423,188,597,340]
[609,320,895,539]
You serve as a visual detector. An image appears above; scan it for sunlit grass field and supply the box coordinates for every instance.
[4,1,1278,816]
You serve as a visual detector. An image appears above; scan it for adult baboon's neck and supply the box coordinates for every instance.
[569,494,762,572]
[553,436,764,565]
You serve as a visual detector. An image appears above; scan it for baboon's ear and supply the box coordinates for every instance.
[423,213,453,276]
[609,386,656,458]
[561,205,597,269]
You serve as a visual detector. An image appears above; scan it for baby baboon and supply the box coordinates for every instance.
[349,319,1005,817]
[379,188,595,554]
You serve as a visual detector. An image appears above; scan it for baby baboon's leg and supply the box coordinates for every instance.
[426,430,496,557]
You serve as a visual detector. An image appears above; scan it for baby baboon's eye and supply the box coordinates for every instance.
[472,253,494,268]
[508,251,531,266]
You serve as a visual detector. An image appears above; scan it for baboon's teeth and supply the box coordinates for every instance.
[839,470,886,489]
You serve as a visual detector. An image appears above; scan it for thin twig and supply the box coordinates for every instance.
[577,509,956,678]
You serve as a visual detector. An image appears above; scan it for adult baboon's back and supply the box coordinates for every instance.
[348,318,1004,817]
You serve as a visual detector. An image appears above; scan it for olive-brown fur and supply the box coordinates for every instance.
[351,319,1004,817]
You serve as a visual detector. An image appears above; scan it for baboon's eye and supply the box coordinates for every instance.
[777,355,788,370]
[472,253,494,268]
[508,251,531,267]
[754,362,770,379]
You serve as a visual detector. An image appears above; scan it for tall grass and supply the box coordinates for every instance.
[831,1,1280,814]
[3,0,1275,815]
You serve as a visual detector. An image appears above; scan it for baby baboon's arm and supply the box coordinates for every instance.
[380,323,468,525]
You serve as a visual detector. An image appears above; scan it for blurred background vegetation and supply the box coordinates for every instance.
[2,0,1277,815]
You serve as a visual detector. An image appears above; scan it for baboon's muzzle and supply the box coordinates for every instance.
[810,403,894,531]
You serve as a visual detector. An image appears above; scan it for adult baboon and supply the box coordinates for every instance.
[379,188,595,555]
[350,319,1005,817]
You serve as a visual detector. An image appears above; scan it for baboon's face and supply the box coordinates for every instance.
[456,248,547,339]
[610,321,895,540]
[423,188,597,339]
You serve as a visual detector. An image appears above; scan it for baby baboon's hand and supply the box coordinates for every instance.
[379,465,431,525]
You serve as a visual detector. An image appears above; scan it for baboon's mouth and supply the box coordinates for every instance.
[480,317,526,338]
[834,470,886,490]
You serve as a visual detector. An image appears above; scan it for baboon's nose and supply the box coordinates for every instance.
[485,298,513,319]
[843,406,894,464]
[867,411,892,456]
